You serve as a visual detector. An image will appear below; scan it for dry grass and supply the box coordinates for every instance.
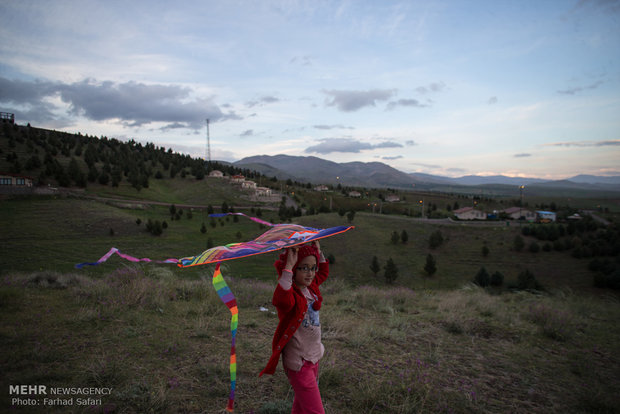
[1,268,619,413]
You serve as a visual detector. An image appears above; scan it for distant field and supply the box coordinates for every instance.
[0,195,604,293]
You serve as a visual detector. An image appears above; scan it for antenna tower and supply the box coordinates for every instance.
[205,118,211,166]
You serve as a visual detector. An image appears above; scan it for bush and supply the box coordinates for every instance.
[514,235,525,251]
[517,269,541,290]
[474,267,490,287]
[529,241,540,253]
[490,271,504,287]
[429,230,444,249]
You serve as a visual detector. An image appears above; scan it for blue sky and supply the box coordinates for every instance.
[1,0,619,179]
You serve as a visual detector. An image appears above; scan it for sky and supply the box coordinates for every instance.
[1,0,619,180]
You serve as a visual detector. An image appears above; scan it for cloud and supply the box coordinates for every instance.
[386,98,428,110]
[514,153,532,157]
[313,124,355,130]
[323,89,396,112]
[0,76,239,130]
[405,140,416,146]
[557,80,604,95]
[545,139,620,147]
[245,95,280,108]
[415,82,446,94]
[304,138,402,154]
[488,96,498,105]
[240,129,254,137]
[382,155,403,160]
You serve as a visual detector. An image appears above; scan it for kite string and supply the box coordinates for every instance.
[212,263,238,412]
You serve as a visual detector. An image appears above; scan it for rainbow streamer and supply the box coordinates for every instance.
[212,263,238,412]
[75,247,179,268]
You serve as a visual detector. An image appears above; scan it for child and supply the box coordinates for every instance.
[260,241,328,414]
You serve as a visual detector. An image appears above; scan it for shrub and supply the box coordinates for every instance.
[391,230,400,244]
[429,230,444,249]
[529,241,540,253]
[514,235,525,251]
[474,267,490,287]
[490,271,504,287]
[482,245,490,257]
[517,269,541,290]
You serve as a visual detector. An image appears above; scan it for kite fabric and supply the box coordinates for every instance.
[212,263,238,412]
[75,212,354,269]
[74,212,353,412]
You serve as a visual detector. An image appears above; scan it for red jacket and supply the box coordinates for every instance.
[259,261,329,376]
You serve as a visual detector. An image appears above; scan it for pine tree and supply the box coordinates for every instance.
[384,258,398,284]
[370,256,380,276]
[424,254,437,276]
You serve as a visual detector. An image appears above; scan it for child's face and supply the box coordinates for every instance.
[293,255,318,288]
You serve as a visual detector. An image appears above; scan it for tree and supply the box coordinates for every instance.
[514,235,525,252]
[391,230,400,244]
[429,230,444,249]
[401,230,409,244]
[370,256,380,276]
[346,210,356,223]
[474,267,490,287]
[490,271,504,287]
[517,269,541,290]
[384,258,399,284]
[424,254,437,276]
[482,245,490,257]
[200,222,207,234]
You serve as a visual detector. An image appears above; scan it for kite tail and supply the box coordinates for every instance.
[209,212,274,227]
[212,263,238,412]
[75,247,178,268]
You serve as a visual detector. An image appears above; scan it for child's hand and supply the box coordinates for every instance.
[284,247,298,271]
[313,240,321,255]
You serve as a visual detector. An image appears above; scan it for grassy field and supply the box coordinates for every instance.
[1,268,619,413]
[1,193,619,413]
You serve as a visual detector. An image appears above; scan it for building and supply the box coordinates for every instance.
[230,174,245,184]
[0,173,33,187]
[241,180,257,190]
[536,210,557,223]
[0,173,34,194]
[348,191,361,198]
[209,170,224,178]
[453,207,486,220]
[502,207,537,222]
[0,112,15,124]
[385,194,400,203]
[314,185,329,192]
[255,186,272,196]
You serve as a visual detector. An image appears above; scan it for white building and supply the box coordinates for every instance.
[453,207,486,220]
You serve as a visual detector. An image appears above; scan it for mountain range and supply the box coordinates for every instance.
[234,154,620,195]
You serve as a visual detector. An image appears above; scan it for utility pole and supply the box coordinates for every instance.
[205,119,211,168]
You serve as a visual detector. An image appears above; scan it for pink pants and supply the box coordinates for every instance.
[285,361,325,414]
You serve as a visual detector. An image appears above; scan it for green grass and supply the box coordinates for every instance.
[1,270,618,413]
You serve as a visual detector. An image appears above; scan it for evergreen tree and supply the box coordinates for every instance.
[391,230,400,244]
[370,256,380,276]
[474,267,490,287]
[401,229,409,244]
[384,258,398,284]
[424,254,437,276]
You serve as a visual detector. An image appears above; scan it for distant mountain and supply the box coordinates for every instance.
[235,155,423,189]
[447,175,549,186]
[567,175,620,185]
[234,154,620,193]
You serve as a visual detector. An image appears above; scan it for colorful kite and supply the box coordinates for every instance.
[76,212,353,412]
